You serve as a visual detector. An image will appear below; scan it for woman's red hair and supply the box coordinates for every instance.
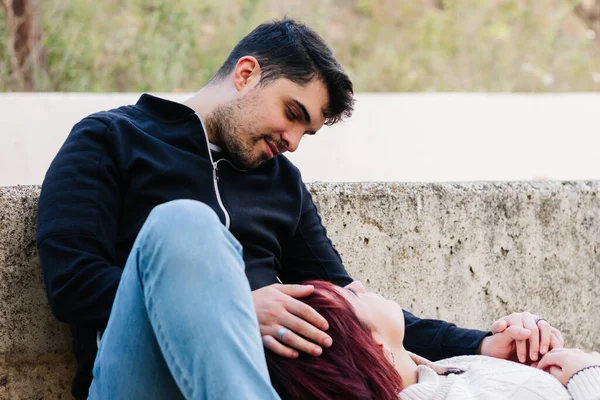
[265,280,403,399]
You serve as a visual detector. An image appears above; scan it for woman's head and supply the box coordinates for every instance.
[343,280,406,347]
[265,281,404,400]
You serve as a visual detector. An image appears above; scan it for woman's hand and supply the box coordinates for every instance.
[537,348,600,386]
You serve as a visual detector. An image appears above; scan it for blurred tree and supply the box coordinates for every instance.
[1,0,46,90]
[1,0,598,92]
[575,0,600,43]
[425,0,444,10]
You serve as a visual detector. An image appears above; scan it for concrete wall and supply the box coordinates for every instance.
[1,182,599,398]
[2,93,600,186]
[0,186,74,399]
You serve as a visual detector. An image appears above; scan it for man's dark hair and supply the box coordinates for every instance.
[212,18,354,125]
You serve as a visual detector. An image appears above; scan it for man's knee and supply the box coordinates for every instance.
[136,199,243,278]
[152,199,219,225]
[143,200,223,244]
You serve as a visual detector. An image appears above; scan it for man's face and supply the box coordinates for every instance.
[207,77,329,169]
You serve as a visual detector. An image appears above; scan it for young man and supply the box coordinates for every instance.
[37,18,563,399]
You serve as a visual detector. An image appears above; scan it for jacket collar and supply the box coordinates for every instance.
[134,93,196,122]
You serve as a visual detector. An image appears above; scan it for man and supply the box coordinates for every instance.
[37,18,562,399]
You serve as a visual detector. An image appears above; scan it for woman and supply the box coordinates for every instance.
[266,281,600,400]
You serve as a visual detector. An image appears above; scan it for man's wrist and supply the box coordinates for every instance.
[477,338,484,355]
[476,332,493,355]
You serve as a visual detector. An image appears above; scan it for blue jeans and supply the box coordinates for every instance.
[88,200,281,400]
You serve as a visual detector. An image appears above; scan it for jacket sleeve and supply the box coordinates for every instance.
[282,181,490,360]
[36,116,123,330]
[403,310,491,361]
[280,182,353,286]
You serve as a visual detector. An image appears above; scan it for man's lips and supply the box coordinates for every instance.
[265,139,280,158]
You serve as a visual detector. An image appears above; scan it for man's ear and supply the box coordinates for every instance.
[232,56,261,91]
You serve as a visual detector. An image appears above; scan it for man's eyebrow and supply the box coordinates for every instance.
[291,99,312,125]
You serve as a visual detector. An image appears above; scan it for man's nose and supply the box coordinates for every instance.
[280,129,303,153]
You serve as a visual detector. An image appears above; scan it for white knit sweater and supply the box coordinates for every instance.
[398,355,600,400]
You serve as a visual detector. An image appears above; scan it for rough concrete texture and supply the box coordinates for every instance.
[0,182,599,398]
[0,185,74,399]
[0,354,74,400]
[311,181,600,351]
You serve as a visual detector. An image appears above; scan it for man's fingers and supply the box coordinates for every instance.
[281,313,332,348]
[538,320,552,355]
[262,335,298,358]
[550,327,565,348]
[524,316,540,361]
[272,326,323,356]
[516,338,528,363]
[498,325,530,363]
[276,284,314,298]
[550,333,562,351]
[287,296,329,331]
[503,325,532,340]
[491,319,508,334]
[493,325,531,349]
[508,323,531,363]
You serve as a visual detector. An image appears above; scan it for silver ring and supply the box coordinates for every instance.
[276,327,289,341]
[535,317,547,325]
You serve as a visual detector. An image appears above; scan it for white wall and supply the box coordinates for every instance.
[1,92,599,186]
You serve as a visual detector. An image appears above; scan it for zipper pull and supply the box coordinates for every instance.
[213,162,218,180]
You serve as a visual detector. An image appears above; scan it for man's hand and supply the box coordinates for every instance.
[252,284,332,358]
[479,312,564,364]
[537,348,600,386]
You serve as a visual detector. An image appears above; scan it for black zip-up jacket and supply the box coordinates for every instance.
[36,94,489,399]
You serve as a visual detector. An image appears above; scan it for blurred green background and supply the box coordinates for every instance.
[2,0,600,92]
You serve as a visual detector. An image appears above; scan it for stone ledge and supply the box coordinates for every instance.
[0,354,75,400]
[1,182,599,398]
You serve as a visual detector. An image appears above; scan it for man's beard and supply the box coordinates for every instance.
[205,98,284,170]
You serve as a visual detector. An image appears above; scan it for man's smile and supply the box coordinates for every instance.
[265,138,280,158]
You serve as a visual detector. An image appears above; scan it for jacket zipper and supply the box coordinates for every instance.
[212,160,230,229]
[196,113,284,283]
[196,113,231,229]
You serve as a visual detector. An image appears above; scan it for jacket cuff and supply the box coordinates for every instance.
[441,325,492,358]
[567,365,600,400]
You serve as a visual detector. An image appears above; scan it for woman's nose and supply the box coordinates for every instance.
[348,280,367,294]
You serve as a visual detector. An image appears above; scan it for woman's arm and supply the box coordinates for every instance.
[537,348,600,400]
